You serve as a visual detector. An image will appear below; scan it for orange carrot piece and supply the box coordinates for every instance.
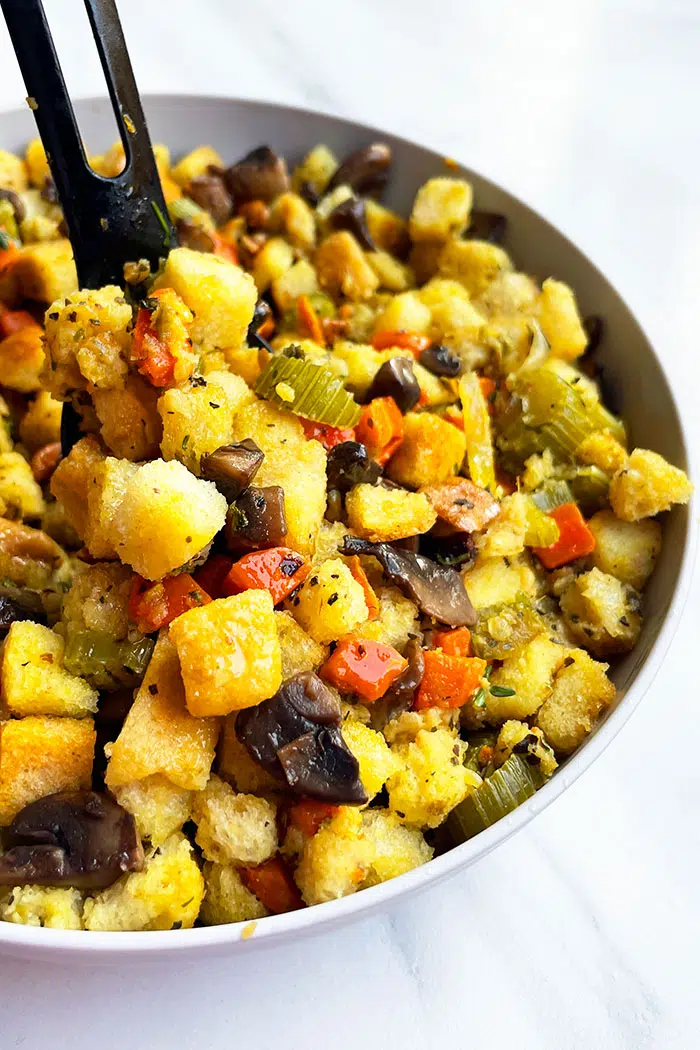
[301,419,355,450]
[413,651,487,710]
[296,294,326,347]
[321,637,407,703]
[223,546,311,605]
[210,230,239,265]
[288,800,340,838]
[347,555,380,620]
[240,856,304,914]
[478,376,497,403]
[193,554,235,600]
[355,396,404,465]
[0,305,38,339]
[129,574,211,634]
[371,330,432,355]
[432,626,473,658]
[131,293,176,387]
[533,502,596,569]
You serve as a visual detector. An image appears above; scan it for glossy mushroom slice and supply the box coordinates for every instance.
[326,441,382,492]
[224,145,290,204]
[0,791,144,889]
[200,439,264,503]
[366,357,420,413]
[225,485,288,551]
[236,672,367,805]
[327,196,376,250]
[327,143,392,197]
[341,536,476,627]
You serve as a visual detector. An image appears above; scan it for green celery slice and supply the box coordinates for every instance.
[469,592,544,661]
[255,355,361,427]
[447,754,544,842]
[64,629,154,691]
[531,479,575,512]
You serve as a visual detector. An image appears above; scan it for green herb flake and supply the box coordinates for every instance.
[490,685,516,698]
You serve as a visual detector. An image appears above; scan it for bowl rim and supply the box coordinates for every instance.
[0,92,695,956]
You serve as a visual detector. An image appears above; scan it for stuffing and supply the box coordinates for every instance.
[535,648,616,754]
[294,807,373,906]
[0,886,84,930]
[315,231,379,301]
[437,238,512,298]
[62,561,134,638]
[386,726,481,828]
[200,863,269,925]
[0,324,45,392]
[494,721,558,777]
[112,775,192,847]
[50,435,106,540]
[275,609,329,678]
[361,809,433,885]
[588,509,662,590]
[348,584,420,654]
[386,412,466,489]
[0,451,45,519]
[43,284,131,398]
[290,557,368,645]
[91,375,162,462]
[2,620,98,717]
[192,775,277,866]
[487,633,568,722]
[218,715,282,794]
[559,567,641,656]
[341,719,396,798]
[576,431,628,475]
[19,390,63,451]
[463,553,539,609]
[609,448,692,521]
[158,370,255,473]
[409,177,473,241]
[345,483,436,542]
[536,278,588,361]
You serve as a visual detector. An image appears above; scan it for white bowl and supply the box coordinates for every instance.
[0,95,693,962]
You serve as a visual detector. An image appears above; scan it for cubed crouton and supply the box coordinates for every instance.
[315,231,379,301]
[536,278,588,361]
[252,236,295,294]
[84,457,138,559]
[169,590,281,716]
[345,483,436,542]
[5,240,76,305]
[386,726,480,828]
[373,290,431,336]
[462,553,539,609]
[170,145,224,187]
[559,567,641,656]
[275,609,329,678]
[361,809,432,885]
[588,509,662,589]
[386,412,466,490]
[0,451,44,520]
[409,177,473,241]
[0,147,28,191]
[0,716,95,824]
[192,775,277,866]
[341,719,395,798]
[269,192,316,251]
[364,199,408,255]
[24,138,50,187]
[92,375,162,462]
[2,620,98,717]
[576,430,628,475]
[331,341,408,398]
[271,258,320,312]
[19,390,63,451]
[609,448,692,521]
[111,775,192,846]
[0,324,45,393]
[487,634,568,721]
[218,715,281,794]
[535,648,616,753]
[105,631,219,791]
[437,239,512,298]
[289,557,368,645]
[50,436,105,541]
[1,886,83,930]
[366,251,414,292]
[294,807,373,905]
[476,271,540,317]
[292,144,338,197]
[200,862,269,925]
[158,370,255,473]
[494,720,558,777]
[43,283,131,397]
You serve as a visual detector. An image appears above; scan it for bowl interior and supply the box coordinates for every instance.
[0,95,690,956]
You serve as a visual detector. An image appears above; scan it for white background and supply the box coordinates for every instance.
[0,2,699,1047]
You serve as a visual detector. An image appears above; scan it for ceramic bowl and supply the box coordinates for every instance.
[0,95,693,961]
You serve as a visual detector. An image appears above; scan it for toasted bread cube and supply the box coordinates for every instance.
[200,863,269,925]
[252,236,295,294]
[271,258,319,312]
[24,138,49,187]
[331,341,406,398]
[295,807,373,905]
[62,561,135,639]
[112,775,192,847]
[19,391,63,451]
[536,278,588,361]
[83,833,203,931]
[346,483,436,543]
[418,276,470,308]
[576,431,628,475]
[560,567,642,656]
[341,720,395,799]
[588,509,662,590]
[154,247,257,354]
[9,239,76,305]
[487,634,568,721]
[494,721,558,777]
[43,283,131,398]
[171,145,224,187]
[349,583,419,654]
[192,775,277,866]
[461,553,538,609]
[438,239,512,298]
[427,297,486,359]
[269,192,316,252]
[536,648,616,753]
[0,451,44,520]
[409,177,473,241]
[218,715,281,794]
[477,271,540,317]
[0,325,44,393]
[230,400,326,556]
[364,199,408,255]
[275,609,329,678]
[0,148,28,191]
[0,886,84,930]
[386,727,480,828]
[170,591,282,716]
[105,631,219,791]
[111,459,227,580]
[366,251,414,292]
[478,492,528,560]
[2,620,98,718]
[92,376,162,462]
[84,457,138,559]
[292,144,338,197]
[373,290,431,336]
[0,716,95,824]
[50,436,105,541]
[361,809,432,886]
[609,448,692,521]
[315,231,379,301]
[290,557,368,645]
[386,412,466,489]
[159,370,255,473]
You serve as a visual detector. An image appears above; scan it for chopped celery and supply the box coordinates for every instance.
[255,354,361,427]
[517,367,625,458]
[447,754,544,842]
[167,196,213,229]
[523,496,560,547]
[0,199,18,242]
[518,320,550,372]
[531,479,574,512]
[470,593,544,660]
[307,292,336,320]
[459,372,496,491]
[64,629,154,691]
[570,465,610,513]
[463,730,498,773]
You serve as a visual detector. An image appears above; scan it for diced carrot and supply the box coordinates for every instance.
[296,294,326,347]
[30,441,61,483]
[0,241,20,277]
[444,404,464,431]
[478,376,497,402]
[432,626,473,658]
[210,230,239,266]
[288,799,340,838]
[321,637,407,703]
[413,651,487,710]
[131,294,176,388]
[355,396,404,466]
[371,330,432,355]
[223,546,311,605]
[0,305,39,339]
[301,419,355,450]
[129,573,211,634]
[193,554,235,600]
[347,555,379,619]
[239,856,304,914]
[533,502,596,570]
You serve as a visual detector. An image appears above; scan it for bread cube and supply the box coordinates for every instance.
[536,278,588,361]
[560,567,641,656]
[331,341,405,398]
[218,715,281,794]
[170,591,281,716]
[171,145,224,187]
[364,199,408,255]
[0,147,28,191]
[494,721,558,777]
[200,862,269,925]
[6,240,77,306]
[0,324,45,393]
[383,706,454,746]
[487,634,568,722]
[192,774,277,865]
[105,631,219,791]
[0,886,84,930]
[438,239,512,298]
[19,391,63,451]
[44,283,132,398]
[154,247,257,354]
[275,609,328,678]
[409,177,473,241]
[588,509,662,589]
[292,144,339,196]
[2,620,98,718]
[361,809,432,885]
[290,557,368,645]
[386,727,480,828]
[349,584,419,653]
[609,448,692,521]
[83,457,137,560]
[478,492,528,560]
[366,251,414,292]
[252,236,295,294]
[346,483,436,542]
[83,833,203,931]
[341,720,395,798]
[427,296,486,357]
[230,400,326,556]
[386,411,466,489]
[476,271,540,317]
[535,648,616,753]
[111,459,226,579]
[294,807,373,905]
[269,192,316,251]
[92,376,162,462]
[271,258,319,311]
[373,290,431,336]
[462,553,538,609]
[576,430,628,475]
[0,451,44,520]
[159,370,255,474]
[314,231,379,301]
[112,774,192,846]
[50,436,105,541]
[0,716,95,824]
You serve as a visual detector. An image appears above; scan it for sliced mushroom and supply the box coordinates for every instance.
[327,197,376,251]
[327,143,392,197]
[237,672,367,804]
[185,172,233,226]
[0,187,26,223]
[224,145,290,204]
[225,486,287,551]
[419,531,478,570]
[341,536,476,627]
[174,219,216,254]
[0,791,144,889]
[418,343,462,378]
[200,439,264,502]
[0,592,45,633]
[366,357,420,413]
[465,210,507,245]
[326,441,382,492]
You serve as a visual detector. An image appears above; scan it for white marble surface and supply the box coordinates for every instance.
[0,1,699,1047]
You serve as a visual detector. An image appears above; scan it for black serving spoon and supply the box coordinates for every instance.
[0,0,177,451]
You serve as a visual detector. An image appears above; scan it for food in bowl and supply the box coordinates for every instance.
[0,134,690,932]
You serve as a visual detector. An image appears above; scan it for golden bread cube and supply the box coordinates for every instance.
[345,483,437,542]
[535,648,616,754]
[252,236,295,294]
[192,774,277,866]
[487,634,568,722]
[19,390,63,451]
[0,451,44,520]
[536,278,588,361]
[289,557,368,645]
[609,448,692,521]
[315,231,379,301]
[112,775,192,847]
[0,325,45,393]
[0,147,28,191]
[200,862,269,925]
[437,238,512,299]
[159,370,255,474]
[275,609,329,679]
[50,436,106,541]
[2,620,98,717]
[85,457,138,559]
[387,411,466,489]
[588,509,662,590]
[409,177,473,241]
[170,145,224,187]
